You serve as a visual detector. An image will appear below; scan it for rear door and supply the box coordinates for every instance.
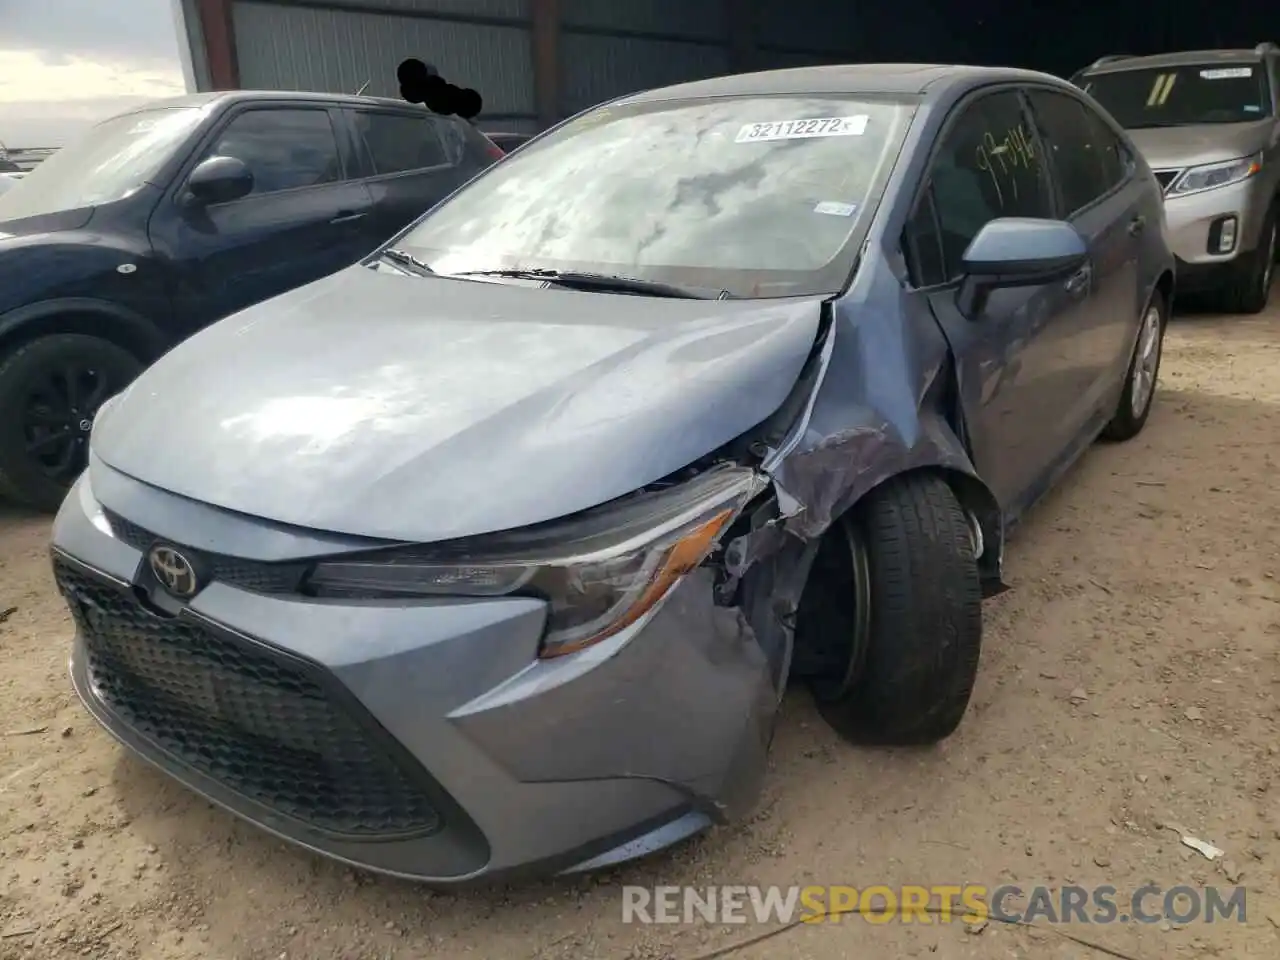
[1024,88,1144,420]
[346,108,479,243]
[902,87,1080,517]
[152,104,375,329]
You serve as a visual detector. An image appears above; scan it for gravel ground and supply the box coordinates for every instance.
[2,305,1279,960]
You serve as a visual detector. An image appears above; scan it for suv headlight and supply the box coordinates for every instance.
[306,465,764,658]
[1168,152,1262,197]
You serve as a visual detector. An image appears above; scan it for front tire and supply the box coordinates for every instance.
[802,473,984,746]
[1100,292,1165,443]
[1219,209,1276,314]
[0,334,142,511]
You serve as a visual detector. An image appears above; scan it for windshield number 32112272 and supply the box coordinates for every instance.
[735,115,870,142]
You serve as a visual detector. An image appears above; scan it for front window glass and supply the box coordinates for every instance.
[0,106,207,221]
[393,94,916,298]
[1083,64,1270,127]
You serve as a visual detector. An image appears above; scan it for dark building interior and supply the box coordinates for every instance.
[178,0,1280,131]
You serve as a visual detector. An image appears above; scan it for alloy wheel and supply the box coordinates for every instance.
[21,363,116,483]
[1130,304,1162,417]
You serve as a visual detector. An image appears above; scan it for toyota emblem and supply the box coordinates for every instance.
[148,545,200,598]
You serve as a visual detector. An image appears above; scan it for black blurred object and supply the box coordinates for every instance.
[397,58,483,120]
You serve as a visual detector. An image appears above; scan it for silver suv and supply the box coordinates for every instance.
[1074,44,1280,313]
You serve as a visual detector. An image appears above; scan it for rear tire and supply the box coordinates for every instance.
[804,473,983,746]
[0,334,142,512]
[1219,209,1276,315]
[1100,292,1165,443]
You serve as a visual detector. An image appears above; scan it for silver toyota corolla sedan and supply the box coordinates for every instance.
[51,63,1173,885]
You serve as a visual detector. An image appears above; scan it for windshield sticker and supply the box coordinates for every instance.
[1245,104,1263,112]
[735,115,869,143]
[813,201,858,217]
[1200,67,1253,79]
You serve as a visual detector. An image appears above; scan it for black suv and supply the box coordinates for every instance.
[0,91,501,509]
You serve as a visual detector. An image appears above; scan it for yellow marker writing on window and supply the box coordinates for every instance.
[1147,73,1177,107]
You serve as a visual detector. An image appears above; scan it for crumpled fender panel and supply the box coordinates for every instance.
[724,259,1006,697]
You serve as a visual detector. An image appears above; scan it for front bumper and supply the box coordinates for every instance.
[52,469,777,885]
[1160,175,1269,272]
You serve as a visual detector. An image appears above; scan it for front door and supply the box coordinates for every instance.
[151,105,375,332]
[904,88,1084,518]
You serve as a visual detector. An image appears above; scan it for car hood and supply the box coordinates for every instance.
[93,264,823,542]
[1125,120,1275,169]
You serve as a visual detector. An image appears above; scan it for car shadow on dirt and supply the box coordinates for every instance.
[91,368,1280,960]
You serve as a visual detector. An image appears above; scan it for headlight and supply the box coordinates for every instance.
[306,465,764,658]
[1168,153,1262,197]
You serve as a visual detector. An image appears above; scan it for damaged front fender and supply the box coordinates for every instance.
[722,284,1007,701]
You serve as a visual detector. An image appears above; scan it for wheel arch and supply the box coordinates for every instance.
[820,462,1003,593]
[0,298,168,363]
[1153,268,1174,314]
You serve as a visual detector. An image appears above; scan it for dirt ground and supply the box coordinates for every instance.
[2,304,1279,960]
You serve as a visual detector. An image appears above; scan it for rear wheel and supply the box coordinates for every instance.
[1219,209,1276,314]
[798,473,983,745]
[1100,293,1165,443]
[0,334,142,511]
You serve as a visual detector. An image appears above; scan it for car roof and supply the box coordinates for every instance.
[616,63,1068,105]
[112,90,457,116]
[1082,49,1266,75]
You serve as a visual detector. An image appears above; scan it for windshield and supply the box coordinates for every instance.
[1082,63,1271,127]
[391,94,915,299]
[0,106,207,221]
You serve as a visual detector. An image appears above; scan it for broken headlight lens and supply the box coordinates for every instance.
[305,465,763,657]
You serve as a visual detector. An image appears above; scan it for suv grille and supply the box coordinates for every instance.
[56,559,443,839]
[102,509,307,595]
[1152,169,1181,192]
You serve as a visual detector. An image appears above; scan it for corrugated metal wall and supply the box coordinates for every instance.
[230,0,538,127]
[226,0,871,129]
[560,0,731,115]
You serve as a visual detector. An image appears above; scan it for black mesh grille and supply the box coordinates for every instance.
[1153,169,1181,192]
[56,559,443,839]
[102,509,307,595]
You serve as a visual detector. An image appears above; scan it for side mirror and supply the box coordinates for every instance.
[957,218,1088,318]
[184,155,253,206]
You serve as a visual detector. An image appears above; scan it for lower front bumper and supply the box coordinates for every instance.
[1173,257,1236,294]
[53,468,779,885]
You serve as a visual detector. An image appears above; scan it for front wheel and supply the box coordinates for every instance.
[801,472,984,746]
[0,334,143,511]
[1100,293,1165,443]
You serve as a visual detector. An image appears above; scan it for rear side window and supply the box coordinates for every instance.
[1083,106,1129,191]
[1027,90,1120,216]
[202,108,342,197]
[436,118,473,164]
[353,111,449,175]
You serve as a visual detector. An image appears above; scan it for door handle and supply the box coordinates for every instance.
[330,210,366,224]
[1064,264,1092,296]
[1128,215,1146,237]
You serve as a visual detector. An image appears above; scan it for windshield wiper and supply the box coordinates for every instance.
[376,248,435,277]
[452,268,729,300]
